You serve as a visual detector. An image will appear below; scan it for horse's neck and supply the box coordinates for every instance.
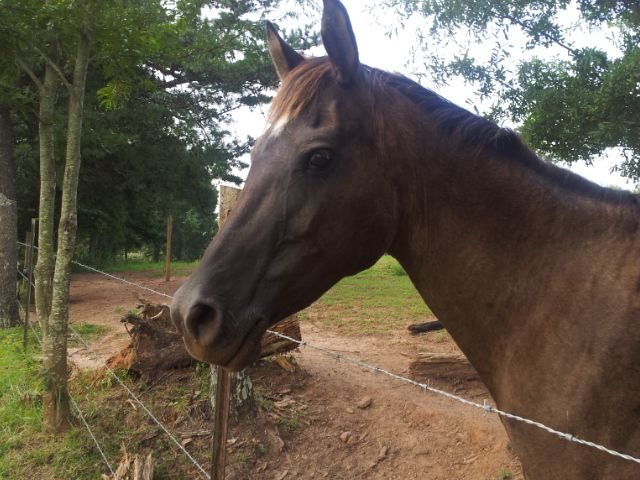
[390,143,640,399]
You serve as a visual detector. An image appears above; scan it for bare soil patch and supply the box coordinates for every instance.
[68,272,523,479]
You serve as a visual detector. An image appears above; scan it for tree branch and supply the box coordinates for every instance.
[502,13,579,57]
[15,56,43,92]
[32,45,72,91]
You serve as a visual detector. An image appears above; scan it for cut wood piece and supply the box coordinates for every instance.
[407,320,445,334]
[274,355,296,372]
[260,315,301,358]
[416,352,468,363]
[103,449,153,480]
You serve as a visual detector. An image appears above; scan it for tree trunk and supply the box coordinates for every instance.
[0,105,19,329]
[43,30,91,433]
[34,62,59,337]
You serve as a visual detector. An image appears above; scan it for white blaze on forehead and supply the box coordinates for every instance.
[268,112,290,139]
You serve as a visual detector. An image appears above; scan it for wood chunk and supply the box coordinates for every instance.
[103,449,153,480]
[260,315,302,358]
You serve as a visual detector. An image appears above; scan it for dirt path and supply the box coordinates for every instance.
[67,272,523,479]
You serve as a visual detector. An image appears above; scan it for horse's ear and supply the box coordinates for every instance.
[266,21,304,81]
[321,0,359,84]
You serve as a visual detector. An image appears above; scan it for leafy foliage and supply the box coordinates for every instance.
[385,0,640,180]
[4,0,314,264]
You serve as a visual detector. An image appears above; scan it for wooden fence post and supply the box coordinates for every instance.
[164,214,173,283]
[210,186,254,480]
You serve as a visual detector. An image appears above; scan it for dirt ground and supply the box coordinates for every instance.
[68,271,523,480]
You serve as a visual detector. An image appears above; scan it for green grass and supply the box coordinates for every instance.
[68,323,111,348]
[102,259,199,277]
[0,327,109,479]
[0,325,216,480]
[497,467,513,479]
[306,255,432,334]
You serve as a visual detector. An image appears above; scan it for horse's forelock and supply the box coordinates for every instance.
[268,57,335,128]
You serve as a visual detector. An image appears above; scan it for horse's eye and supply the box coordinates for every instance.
[306,149,333,173]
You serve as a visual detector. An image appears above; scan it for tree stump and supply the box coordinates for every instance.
[107,300,302,380]
[106,300,195,379]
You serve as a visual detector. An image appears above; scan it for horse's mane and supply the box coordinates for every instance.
[269,57,522,157]
[269,57,635,205]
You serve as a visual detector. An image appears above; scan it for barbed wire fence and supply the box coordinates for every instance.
[15,266,210,479]
[13,241,640,473]
[15,297,115,477]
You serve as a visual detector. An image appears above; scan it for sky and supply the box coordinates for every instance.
[228,1,632,190]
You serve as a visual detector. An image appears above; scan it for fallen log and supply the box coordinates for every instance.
[407,320,445,334]
[260,315,302,357]
[408,351,489,397]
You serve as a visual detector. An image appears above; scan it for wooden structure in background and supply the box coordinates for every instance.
[164,214,173,282]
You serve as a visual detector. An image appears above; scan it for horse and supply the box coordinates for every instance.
[171,1,640,478]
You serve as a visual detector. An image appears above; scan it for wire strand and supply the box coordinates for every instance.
[17,241,172,299]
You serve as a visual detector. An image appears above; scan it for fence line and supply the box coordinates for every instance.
[16,274,209,479]
[17,241,172,299]
[16,268,33,288]
[16,300,115,477]
[16,242,640,466]
[66,324,211,479]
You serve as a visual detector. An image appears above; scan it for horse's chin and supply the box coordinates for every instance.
[222,339,264,372]
[182,317,268,371]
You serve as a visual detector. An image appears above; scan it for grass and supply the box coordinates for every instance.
[306,255,433,335]
[68,323,110,348]
[1,325,216,479]
[102,259,199,277]
[497,467,514,479]
[0,326,110,479]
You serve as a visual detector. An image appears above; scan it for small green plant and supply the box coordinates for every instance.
[391,263,408,276]
[497,467,513,479]
[252,442,266,457]
[235,451,249,465]
[277,415,300,433]
[254,388,275,412]
[70,323,109,337]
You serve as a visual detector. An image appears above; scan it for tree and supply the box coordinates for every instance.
[0,1,38,330]
[0,105,19,329]
[385,0,640,179]
[1,0,168,431]
[2,0,63,336]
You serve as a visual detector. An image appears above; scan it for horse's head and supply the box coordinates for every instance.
[171,0,403,370]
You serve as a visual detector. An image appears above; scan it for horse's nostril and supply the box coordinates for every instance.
[184,304,221,346]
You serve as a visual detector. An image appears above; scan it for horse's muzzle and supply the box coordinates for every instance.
[170,285,265,370]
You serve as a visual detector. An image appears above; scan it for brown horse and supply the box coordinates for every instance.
[171,1,640,478]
